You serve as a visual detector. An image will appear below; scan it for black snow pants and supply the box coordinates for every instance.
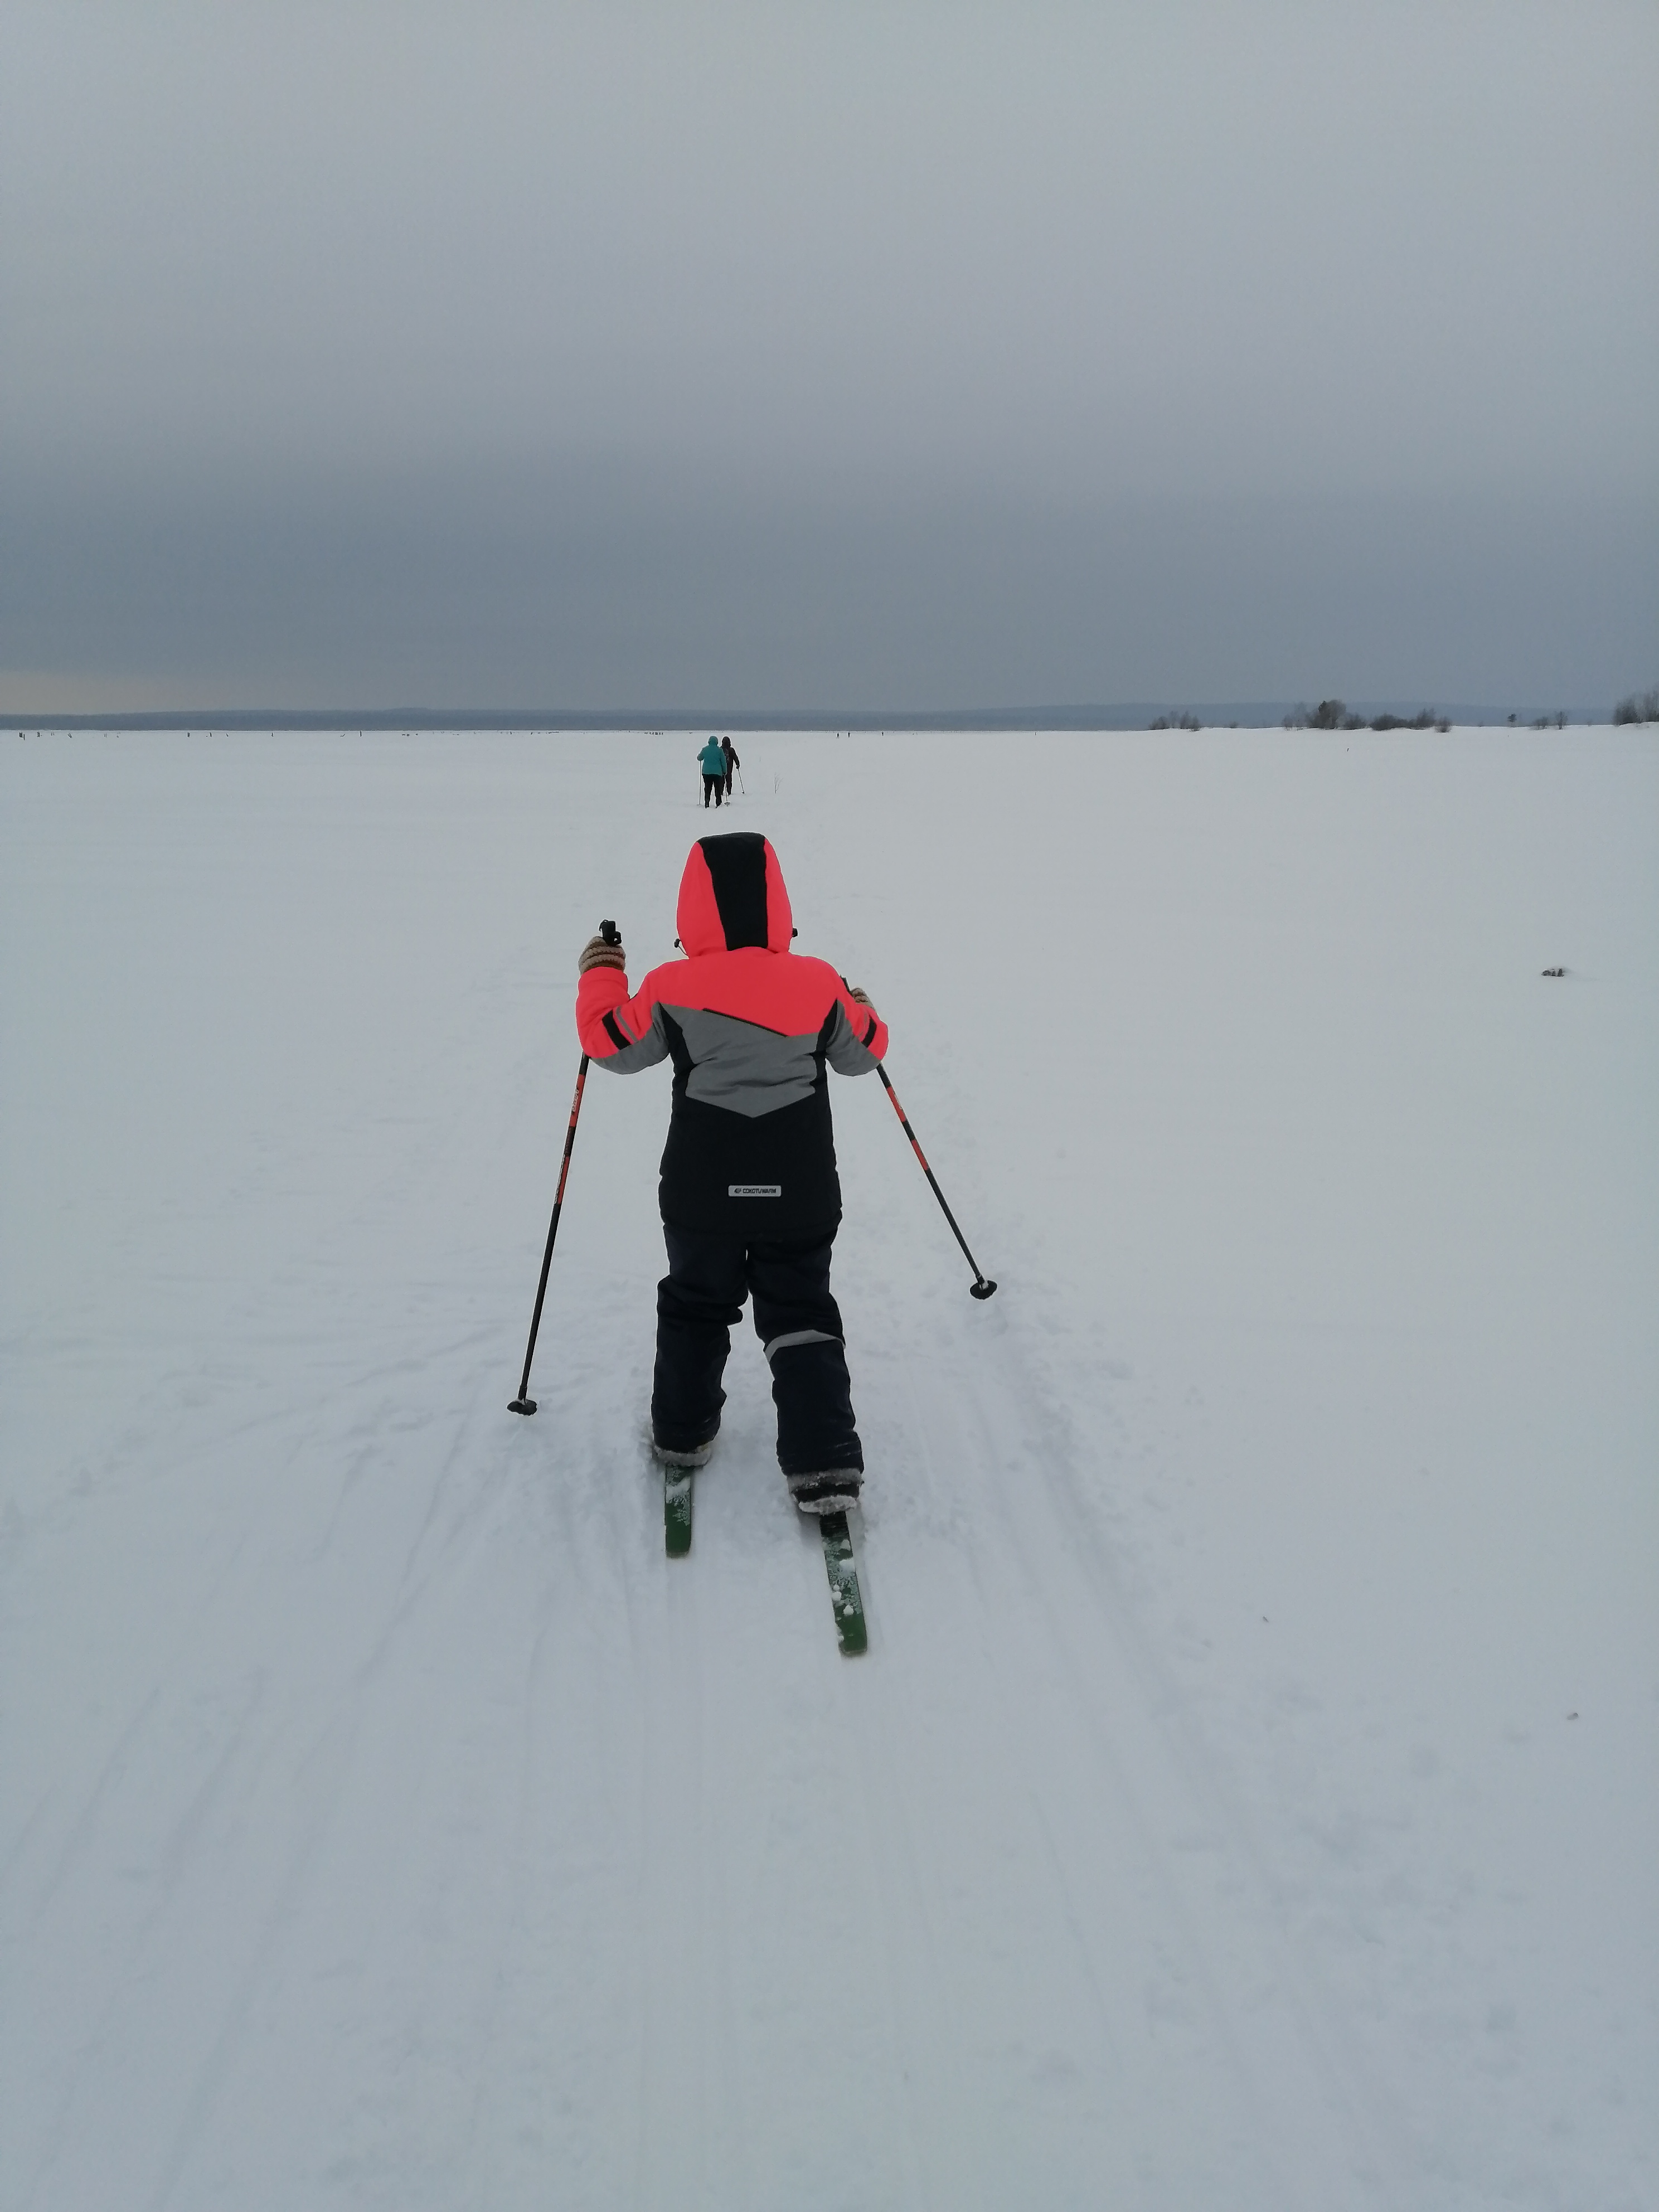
[652,1224,863,1476]
[702,774,724,807]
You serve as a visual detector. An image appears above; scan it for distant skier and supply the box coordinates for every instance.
[720,735,740,798]
[576,831,887,1515]
[698,736,726,807]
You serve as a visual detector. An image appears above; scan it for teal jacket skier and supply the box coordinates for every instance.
[698,737,727,809]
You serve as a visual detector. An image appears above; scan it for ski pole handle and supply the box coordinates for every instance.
[876,1063,997,1298]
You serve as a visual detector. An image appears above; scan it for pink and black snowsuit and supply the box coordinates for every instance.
[577,832,887,1234]
[576,832,886,1472]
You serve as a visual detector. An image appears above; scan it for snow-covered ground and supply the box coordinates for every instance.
[2,724,1655,2211]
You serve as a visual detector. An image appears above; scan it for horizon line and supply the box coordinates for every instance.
[2,698,1611,733]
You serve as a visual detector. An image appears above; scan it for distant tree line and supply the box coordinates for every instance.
[1139,692,1651,733]
[1283,700,1451,733]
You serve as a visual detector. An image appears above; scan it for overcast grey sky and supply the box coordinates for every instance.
[3,1,1655,712]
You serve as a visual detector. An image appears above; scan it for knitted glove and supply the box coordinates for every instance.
[579,933,626,975]
[850,986,877,1015]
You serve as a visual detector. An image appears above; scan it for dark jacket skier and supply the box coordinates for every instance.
[576,831,886,1515]
[720,735,739,796]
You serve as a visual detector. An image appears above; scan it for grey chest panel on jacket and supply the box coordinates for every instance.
[661,1004,824,1118]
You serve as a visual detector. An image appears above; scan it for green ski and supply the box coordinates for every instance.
[818,1512,867,1655]
[664,1467,693,1556]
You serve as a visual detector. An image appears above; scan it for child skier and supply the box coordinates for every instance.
[576,832,886,1515]
[697,735,726,807]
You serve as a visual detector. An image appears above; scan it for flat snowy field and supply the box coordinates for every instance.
[2,725,1655,2211]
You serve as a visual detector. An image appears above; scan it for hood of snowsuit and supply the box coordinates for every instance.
[676,833,794,958]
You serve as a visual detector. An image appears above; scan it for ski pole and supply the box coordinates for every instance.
[875,1063,997,1298]
[508,920,616,1413]
[737,765,746,794]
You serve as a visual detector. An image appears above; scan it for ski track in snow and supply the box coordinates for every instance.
[2,728,1656,2210]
